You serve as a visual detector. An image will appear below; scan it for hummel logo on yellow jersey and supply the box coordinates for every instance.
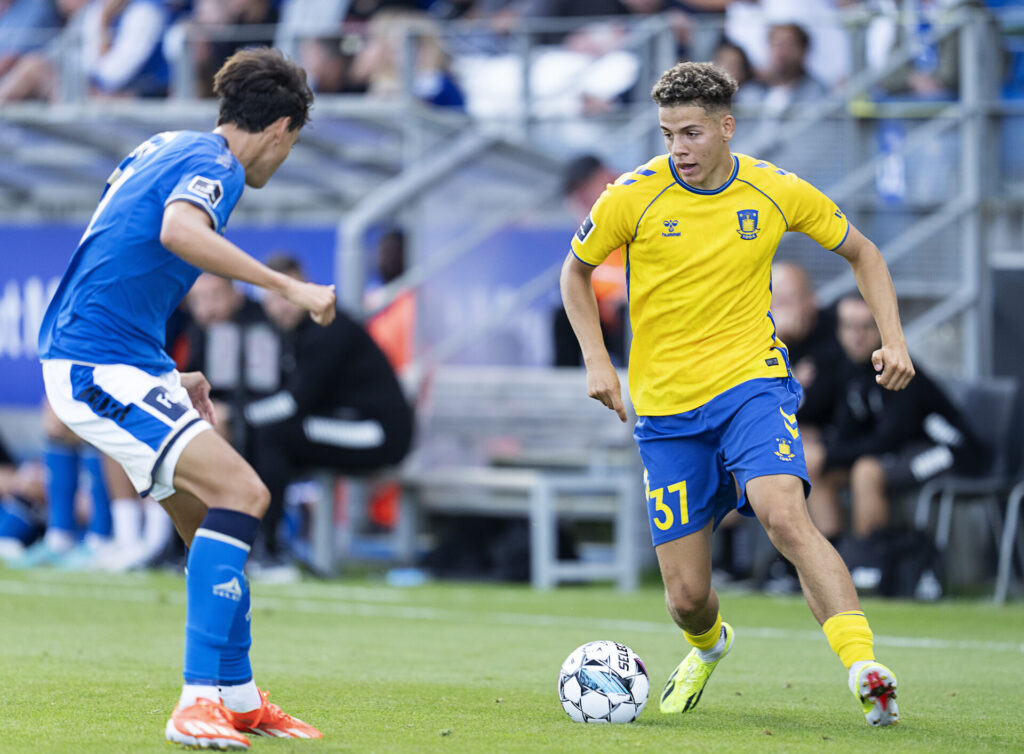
[662,219,681,237]
[779,407,799,439]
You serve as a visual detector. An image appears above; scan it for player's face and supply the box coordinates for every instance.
[837,298,881,364]
[659,104,734,190]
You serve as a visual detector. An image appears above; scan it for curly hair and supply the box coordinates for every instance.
[651,62,738,112]
[214,48,314,133]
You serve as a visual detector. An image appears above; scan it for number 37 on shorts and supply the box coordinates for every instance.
[644,469,689,532]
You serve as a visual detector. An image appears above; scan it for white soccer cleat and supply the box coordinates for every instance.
[849,661,899,727]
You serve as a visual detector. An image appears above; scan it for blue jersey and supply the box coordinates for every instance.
[39,131,245,374]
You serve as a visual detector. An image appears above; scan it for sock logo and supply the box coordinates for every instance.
[212,577,243,601]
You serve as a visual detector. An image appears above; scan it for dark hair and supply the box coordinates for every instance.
[769,23,811,52]
[651,62,738,113]
[266,253,304,278]
[213,48,314,133]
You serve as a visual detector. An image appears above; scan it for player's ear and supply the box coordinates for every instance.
[271,116,290,143]
[720,112,735,142]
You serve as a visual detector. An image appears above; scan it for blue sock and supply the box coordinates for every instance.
[81,451,112,539]
[219,575,253,685]
[184,509,260,686]
[43,442,78,534]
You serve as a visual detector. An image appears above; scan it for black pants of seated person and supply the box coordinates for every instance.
[249,407,413,557]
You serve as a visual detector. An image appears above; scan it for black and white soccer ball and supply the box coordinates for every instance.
[557,640,649,723]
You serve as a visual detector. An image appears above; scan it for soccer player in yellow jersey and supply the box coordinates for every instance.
[560,62,914,727]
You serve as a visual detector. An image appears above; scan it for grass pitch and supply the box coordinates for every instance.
[0,567,1021,753]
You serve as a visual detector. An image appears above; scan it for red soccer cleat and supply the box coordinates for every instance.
[165,697,251,750]
[227,689,323,739]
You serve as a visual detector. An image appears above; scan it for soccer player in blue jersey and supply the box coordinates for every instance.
[39,48,333,749]
[561,62,913,727]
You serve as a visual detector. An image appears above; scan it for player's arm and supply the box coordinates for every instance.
[833,223,915,391]
[160,201,336,326]
[560,252,626,422]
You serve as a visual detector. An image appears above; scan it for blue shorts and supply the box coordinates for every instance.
[634,377,810,546]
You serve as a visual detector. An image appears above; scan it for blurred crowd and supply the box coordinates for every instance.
[0,0,1019,109]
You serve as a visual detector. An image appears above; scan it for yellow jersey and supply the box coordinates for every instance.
[570,152,849,416]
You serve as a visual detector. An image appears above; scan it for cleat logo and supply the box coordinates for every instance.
[213,577,243,601]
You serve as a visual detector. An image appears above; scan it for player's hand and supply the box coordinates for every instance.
[286,280,337,327]
[180,371,217,425]
[586,358,627,422]
[872,343,915,391]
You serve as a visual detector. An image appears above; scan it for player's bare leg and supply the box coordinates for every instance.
[158,489,209,546]
[746,474,857,621]
[745,474,898,726]
[657,522,735,714]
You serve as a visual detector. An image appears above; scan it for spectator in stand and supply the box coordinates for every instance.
[762,22,827,110]
[713,37,765,106]
[803,294,986,588]
[771,261,843,426]
[83,0,172,98]
[350,8,465,109]
[187,0,278,98]
[183,273,281,453]
[244,255,414,567]
[0,0,62,79]
[553,154,628,367]
[298,35,367,94]
[273,0,350,62]
[0,0,171,102]
[0,0,89,103]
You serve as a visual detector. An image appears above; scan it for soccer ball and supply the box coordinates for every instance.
[557,640,649,723]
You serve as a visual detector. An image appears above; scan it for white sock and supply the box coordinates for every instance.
[43,528,75,552]
[179,684,221,708]
[110,498,142,545]
[218,679,261,713]
[696,626,727,663]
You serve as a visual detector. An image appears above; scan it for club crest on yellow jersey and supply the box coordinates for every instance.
[736,209,760,240]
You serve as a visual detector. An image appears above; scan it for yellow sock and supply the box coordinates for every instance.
[684,612,723,651]
[822,610,875,668]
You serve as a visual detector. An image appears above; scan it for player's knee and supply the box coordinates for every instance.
[664,581,710,619]
[760,503,815,554]
[222,471,270,518]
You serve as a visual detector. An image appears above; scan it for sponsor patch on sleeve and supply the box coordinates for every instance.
[186,176,224,208]
[575,214,596,244]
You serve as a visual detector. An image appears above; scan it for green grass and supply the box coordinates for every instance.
[0,567,1021,753]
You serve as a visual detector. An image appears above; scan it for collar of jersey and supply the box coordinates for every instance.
[668,154,738,195]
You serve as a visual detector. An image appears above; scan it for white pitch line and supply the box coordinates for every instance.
[0,577,1021,655]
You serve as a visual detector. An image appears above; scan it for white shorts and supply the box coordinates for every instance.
[42,359,212,500]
